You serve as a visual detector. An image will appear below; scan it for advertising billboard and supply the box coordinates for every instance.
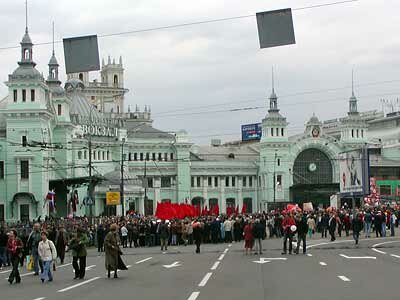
[339,148,370,196]
[241,123,262,141]
[106,191,121,206]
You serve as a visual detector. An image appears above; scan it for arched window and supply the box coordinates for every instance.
[24,49,30,60]
[114,75,119,87]
[51,69,56,79]
[351,129,354,138]
[78,151,82,160]
[79,73,83,81]
[271,128,274,137]
[361,129,364,138]
[356,129,359,138]
[107,151,110,160]
[281,128,284,136]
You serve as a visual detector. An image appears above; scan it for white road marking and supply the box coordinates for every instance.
[210,261,220,270]
[390,254,400,258]
[198,272,213,287]
[136,257,152,264]
[58,277,101,292]
[307,253,313,257]
[188,291,200,300]
[253,258,271,264]
[260,258,287,260]
[163,261,182,269]
[339,254,376,259]
[86,265,96,271]
[319,262,327,266]
[0,269,11,274]
[109,265,132,276]
[228,244,232,247]
[338,275,351,282]
[218,254,225,261]
[32,298,46,300]
[223,248,229,254]
[372,248,387,255]
[372,240,400,248]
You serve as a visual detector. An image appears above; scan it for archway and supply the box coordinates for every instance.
[191,197,204,206]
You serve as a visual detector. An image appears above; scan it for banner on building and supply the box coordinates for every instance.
[241,123,262,141]
[106,191,121,206]
[339,148,370,197]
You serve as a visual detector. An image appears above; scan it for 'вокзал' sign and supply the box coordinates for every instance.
[80,124,118,137]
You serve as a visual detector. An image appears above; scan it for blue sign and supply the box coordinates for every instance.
[241,123,262,141]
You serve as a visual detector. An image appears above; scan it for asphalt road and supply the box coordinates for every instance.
[1,235,400,300]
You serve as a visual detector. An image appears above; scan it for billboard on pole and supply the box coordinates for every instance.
[339,148,370,196]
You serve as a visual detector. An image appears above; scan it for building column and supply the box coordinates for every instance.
[139,196,145,215]
[203,177,207,209]
[220,176,226,214]
[238,177,243,212]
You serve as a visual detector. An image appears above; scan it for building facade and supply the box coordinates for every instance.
[1,26,400,222]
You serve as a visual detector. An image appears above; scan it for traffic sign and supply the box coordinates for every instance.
[106,191,121,205]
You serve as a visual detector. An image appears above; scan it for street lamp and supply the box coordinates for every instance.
[120,137,126,216]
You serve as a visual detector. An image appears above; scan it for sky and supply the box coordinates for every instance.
[0,0,399,144]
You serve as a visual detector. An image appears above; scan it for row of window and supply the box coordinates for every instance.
[77,150,111,161]
[13,89,35,103]
[267,127,285,137]
[143,176,173,188]
[0,160,29,179]
[379,185,400,196]
[191,176,255,188]
[351,129,365,138]
[127,152,174,162]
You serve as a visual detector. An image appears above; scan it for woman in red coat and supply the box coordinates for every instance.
[243,220,254,255]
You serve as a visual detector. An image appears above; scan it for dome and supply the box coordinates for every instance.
[306,113,321,125]
[10,65,42,80]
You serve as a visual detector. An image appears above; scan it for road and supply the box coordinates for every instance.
[1,235,400,300]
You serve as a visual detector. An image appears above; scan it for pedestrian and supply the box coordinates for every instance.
[364,210,372,238]
[321,213,329,238]
[390,211,396,237]
[55,225,67,264]
[352,211,363,245]
[295,212,308,254]
[281,212,296,255]
[120,223,128,248]
[0,227,8,270]
[27,223,43,275]
[7,230,23,284]
[374,211,383,237]
[243,220,254,255]
[193,220,203,254]
[104,223,127,278]
[97,224,105,252]
[38,231,57,283]
[328,213,337,242]
[306,215,316,239]
[159,220,169,252]
[69,227,89,280]
[224,218,232,243]
[253,219,265,255]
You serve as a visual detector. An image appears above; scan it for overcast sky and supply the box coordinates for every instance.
[0,0,399,144]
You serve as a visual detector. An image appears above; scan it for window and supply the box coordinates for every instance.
[20,204,30,222]
[161,176,171,188]
[79,73,83,81]
[232,176,236,187]
[0,204,4,221]
[352,129,354,138]
[276,174,282,186]
[146,177,153,188]
[249,176,253,187]
[281,128,284,136]
[57,104,62,116]
[146,153,150,161]
[93,151,96,160]
[140,153,143,161]
[134,153,137,161]
[128,153,131,161]
[113,75,118,87]
[197,177,201,187]
[164,153,168,161]
[107,151,110,160]
[31,89,35,102]
[208,177,212,187]
[357,129,359,138]
[243,176,247,187]
[102,151,105,160]
[13,90,17,102]
[361,129,364,138]
[191,176,195,187]
[277,158,281,166]
[225,177,229,187]
[20,160,29,179]
[22,89,26,102]
[0,161,4,179]
[271,128,274,136]
[214,177,218,187]
[379,185,392,195]
[78,151,82,160]
[158,153,162,161]
[84,151,87,160]
[152,153,156,161]
[22,135,27,147]
[170,153,174,161]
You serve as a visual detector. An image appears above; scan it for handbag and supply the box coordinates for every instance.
[27,255,34,271]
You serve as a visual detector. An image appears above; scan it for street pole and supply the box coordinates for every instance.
[144,159,147,215]
[120,138,125,216]
[273,150,277,204]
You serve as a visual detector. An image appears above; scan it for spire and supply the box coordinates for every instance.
[25,0,28,34]
[47,22,60,84]
[108,55,111,64]
[268,66,279,113]
[349,69,358,115]
[119,56,123,66]
[19,0,35,66]
[102,58,105,67]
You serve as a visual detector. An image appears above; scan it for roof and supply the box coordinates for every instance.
[192,144,260,161]
[10,65,42,80]
[48,52,58,66]
[21,30,32,45]
[127,123,175,139]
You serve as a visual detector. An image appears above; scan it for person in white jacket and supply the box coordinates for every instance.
[38,231,57,283]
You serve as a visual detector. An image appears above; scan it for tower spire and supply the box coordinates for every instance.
[25,0,28,33]
[349,69,358,115]
[52,21,55,55]
[268,66,278,112]
[272,66,275,94]
[351,68,354,97]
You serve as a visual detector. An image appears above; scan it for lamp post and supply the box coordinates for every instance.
[87,105,98,219]
[273,150,277,204]
[120,137,126,216]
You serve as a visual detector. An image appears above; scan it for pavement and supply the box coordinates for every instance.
[1,234,400,300]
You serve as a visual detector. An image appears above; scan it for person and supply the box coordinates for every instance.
[321,213,329,238]
[104,223,127,278]
[364,210,372,238]
[38,231,57,283]
[281,213,296,255]
[295,212,308,255]
[224,218,232,243]
[193,220,203,254]
[307,215,316,239]
[120,223,128,248]
[390,211,397,237]
[127,222,134,248]
[69,227,89,279]
[158,220,169,252]
[328,213,337,242]
[7,230,23,284]
[27,223,43,275]
[352,211,363,245]
[243,220,254,255]
[55,225,67,264]
[0,227,8,270]
[97,224,106,252]
[253,219,265,255]
[374,211,383,237]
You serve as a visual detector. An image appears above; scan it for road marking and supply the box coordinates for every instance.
[228,244,232,247]
[340,254,376,259]
[32,298,46,300]
[86,265,96,271]
[260,258,287,260]
[211,261,220,270]
[307,254,313,257]
[0,269,11,274]
[253,258,271,264]
[372,240,400,248]
[223,248,229,254]
[163,261,182,269]
[372,248,387,255]
[188,291,200,300]
[58,277,100,292]
[198,272,212,287]
[319,262,327,266]
[136,257,152,264]
[4,262,73,279]
[218,254,225,261]
[338,275,351,282]
[390,254,400,258]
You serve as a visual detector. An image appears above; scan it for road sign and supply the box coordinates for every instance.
[106,191,121,206]
[163,261,182,269]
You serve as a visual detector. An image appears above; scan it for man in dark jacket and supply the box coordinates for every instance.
[253,219,265,255]
[328,213,337,242]
[193,220,203,254]
[352,210,363,245]
[321,213,329,238]
[158,221,169,252]
[97,224,105,252]
[295,213,308,254]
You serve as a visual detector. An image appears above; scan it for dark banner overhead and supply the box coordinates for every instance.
[63,35,100,74]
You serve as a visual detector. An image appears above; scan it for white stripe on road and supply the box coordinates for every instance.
[135,257,152,264]
[307,254,313,257]
[372,248,387,255]
[210,261,220,270]
[223,248,229,254]
[319,262,327,266]
[390,254,400,258]
[188,291,200,300]
[0,269,11,274]
[58,277,100,292]
[339,254,376,259]
[228,244,232,247]
[218,254,225,261]
[338,275,351,282]
[198,272,213,287]
[372,240,400,248]
[32,298,46,300]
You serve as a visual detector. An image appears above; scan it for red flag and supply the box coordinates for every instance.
[241,203,247,214]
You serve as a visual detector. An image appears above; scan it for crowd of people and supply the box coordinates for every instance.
[0,205,399,284]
